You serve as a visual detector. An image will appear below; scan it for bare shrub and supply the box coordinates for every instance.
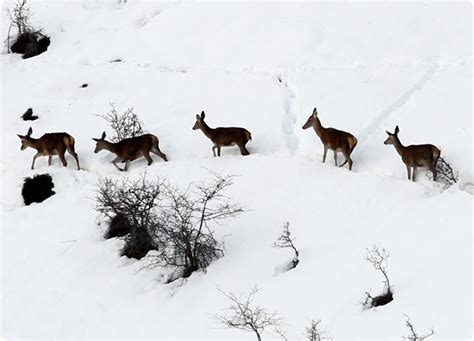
[402,315,434,341]
[433,156,458,188]
[96,172,243,271]
[305,319,330,341]
[99,103,144,142]
[151,173,244,280]
[6,0,33,47]
[273,221,299,270]
[362,245,393,309]
[96,175,161,259]
[216,286,284,341]
[6,0,50,58]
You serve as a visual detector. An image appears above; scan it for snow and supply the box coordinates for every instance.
[1,1,472,339]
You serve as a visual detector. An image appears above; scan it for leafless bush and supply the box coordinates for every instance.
[305,319,330,341]
[96,172,243,275]
[362,245,393,309]
[151,173,244,280]
[6,0,33,49]
[273,222,299,270]
[99,103,144,142]
[216,286,284,341]
[402,315,434,341]
[96,175,162,259]
[5,0,49,59]
[433,156,458,188]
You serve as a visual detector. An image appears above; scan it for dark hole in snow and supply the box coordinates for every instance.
[21,174,55,205]
[104,213,131,239]
[11,32,50,59]
[80,83,88,88]
[21,108,38,121]
[371,291,393,307]
[120,225,156,260]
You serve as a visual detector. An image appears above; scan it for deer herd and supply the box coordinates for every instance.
[17,107,441,182]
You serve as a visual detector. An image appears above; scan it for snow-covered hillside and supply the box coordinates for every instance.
[1,1,472,339]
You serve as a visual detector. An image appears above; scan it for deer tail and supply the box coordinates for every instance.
[63,135,75,148]
[245,130,252,141]
[433,146,441,165]
[349,136,358,154]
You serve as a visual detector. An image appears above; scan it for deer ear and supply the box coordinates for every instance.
[395,126,399,134]
[101,131,106,139]
[386,130,391,135]
[201,111,205,119]
[92,138,98,142]
[17,134,23,139]
[312,107,318,116]
[27,127,33,136]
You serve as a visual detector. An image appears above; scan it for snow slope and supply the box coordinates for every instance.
[1,1,472,339]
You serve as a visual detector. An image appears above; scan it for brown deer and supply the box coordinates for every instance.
[384,126,440,181]
[17,127,80,170]
[302,107,358,170]
[192,111,252,157]
[92,132,168,171]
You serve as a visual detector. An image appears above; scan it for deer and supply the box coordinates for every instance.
[17,127,80,170]
[92,132,168,171]
[192,111,252,157]
[384,125,440,182]
[302,107,358,170]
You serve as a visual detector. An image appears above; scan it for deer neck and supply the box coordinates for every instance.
[26,137,40,150]
[312,117,325,138]
[392,136,406,156]
[200,121,215,139]
[102,140,119,154]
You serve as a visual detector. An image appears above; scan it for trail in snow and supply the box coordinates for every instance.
[276,71,300,153]
[357,63,438,146]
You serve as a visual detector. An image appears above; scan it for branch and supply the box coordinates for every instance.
[402,315,435,341]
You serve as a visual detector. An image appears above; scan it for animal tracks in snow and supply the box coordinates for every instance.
[276,72,300,153]
[356,63,438,146]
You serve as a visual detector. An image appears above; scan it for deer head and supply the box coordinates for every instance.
[302,107,318,129]
[192,111,206,130]
[92,132,107,153]
[384,126,400,145]
[17,127,33,150]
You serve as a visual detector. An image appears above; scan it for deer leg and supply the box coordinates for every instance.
[333,151,338,166]
[112,157,125,171]
[58,152,68,167]
[143,151,153,166]
[31,152,41,170]
[406,165,411,180]
[217,146,221,157]
[412,167,417,182]
[212,145,217,157]
[151,147,168,162]
[124,160,130,171]
[238,144,250,156]
[67,147,80,170]
[48,155,53,166]
[322,146,327,163]
[430,164,438,181]
[340,150,353,170]
[430,156,439,182]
